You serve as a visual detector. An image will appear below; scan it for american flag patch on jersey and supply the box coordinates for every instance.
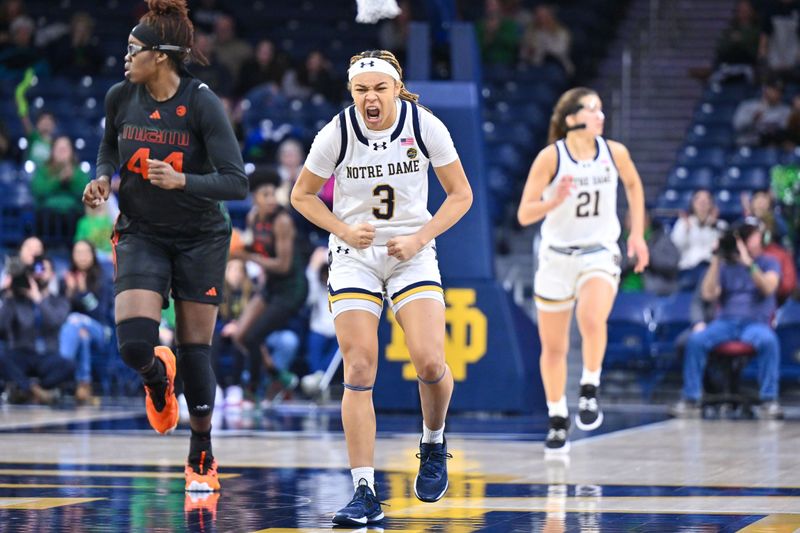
[400,137,415,146]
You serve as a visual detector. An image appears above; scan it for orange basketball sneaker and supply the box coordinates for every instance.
[144,346,179,434]
[185,451,220,492]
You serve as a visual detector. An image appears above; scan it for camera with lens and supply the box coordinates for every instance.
[717,226,739,263]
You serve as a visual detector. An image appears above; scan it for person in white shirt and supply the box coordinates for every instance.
[517,87,649,454]
[670,189,720,271]
[291,49,472,526]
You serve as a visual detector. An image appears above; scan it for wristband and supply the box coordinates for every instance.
[749,263,760,274]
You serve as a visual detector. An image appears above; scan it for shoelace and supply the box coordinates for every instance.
[416,448,453,478]
[347,485,390,508]
[578,396,598,412]
[547,428,567,441]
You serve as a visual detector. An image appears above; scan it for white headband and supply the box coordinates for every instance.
[348,57,400,82]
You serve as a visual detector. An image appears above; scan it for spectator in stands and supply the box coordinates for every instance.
[74,201,113,256]
[671,190,720,276]
[0,0,25,45]
[710,0,760,84]
[21,109,55,167]
[274,138,305,207]
[59,240,112,404]
[783,93,800,148]
[283,50,340,103]
[732,78,791,147]
[236,39,287,98]
[0,15,45,78]
[671,218,783,419]
[0,116,14,161]
[47,12,102,78]
[0,255,73,404]
[620,211,679,295]
[232,177,307,401]
[742,191,797,303]
[189,31,232,97]
[519,4,574,77]
[31,135,89,241]
[213,14,252,89]
[476,0,520,66]
[743,189,789,245]
[759,0,800,80]
[300,246,338,397]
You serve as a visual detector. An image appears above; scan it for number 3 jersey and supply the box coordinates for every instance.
[96,77,247,229]
[540,136,621,248]
[305,99,459,245]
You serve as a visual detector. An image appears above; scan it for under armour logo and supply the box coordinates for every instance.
[373,142,387,151]
[336,246,350,254]
[360,61,375,68]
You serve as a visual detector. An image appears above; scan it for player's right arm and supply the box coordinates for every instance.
[84,82,124,207]
[516,144,572,226]
[291,115,375,249]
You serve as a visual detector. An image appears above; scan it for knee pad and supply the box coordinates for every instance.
[177,344,216,417]
[117,317,160,370]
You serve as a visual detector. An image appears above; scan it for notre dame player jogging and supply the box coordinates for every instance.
[83,0,246,494]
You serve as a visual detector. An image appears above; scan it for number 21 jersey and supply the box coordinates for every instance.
[540,136,620,248]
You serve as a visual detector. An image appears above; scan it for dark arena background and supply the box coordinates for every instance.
[0,0,799,531]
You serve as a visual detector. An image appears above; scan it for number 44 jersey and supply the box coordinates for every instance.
[540,136,621,248]
[305,100,459,246]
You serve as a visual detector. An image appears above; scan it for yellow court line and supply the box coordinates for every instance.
[737,514,800,533]
[0,469,239,480]
[0,497,104,509]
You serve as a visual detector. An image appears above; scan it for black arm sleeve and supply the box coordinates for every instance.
[96,82,125,179]
[184,85,248,200]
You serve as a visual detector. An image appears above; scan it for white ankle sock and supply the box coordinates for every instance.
[422,423,444,444]
[547,396,568,418]
[580,368,601,387]
[351,467,375,494]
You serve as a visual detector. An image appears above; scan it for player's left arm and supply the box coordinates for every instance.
[609,139,649,273]
[387,158,472,261]
[149,86,248,200]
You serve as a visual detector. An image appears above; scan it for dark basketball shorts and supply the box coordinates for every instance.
[111,214,231,308]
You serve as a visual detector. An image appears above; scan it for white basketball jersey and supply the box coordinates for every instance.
[332,100,433,245]
[540,136,621,247]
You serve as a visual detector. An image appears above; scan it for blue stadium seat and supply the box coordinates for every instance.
[685,124,734,147]
[651,291,694,358]
[666,166,715,190]
[726,146,780,167]
[676,145,726,169]
[693,102,738,126]
[654,188,693,211]
[774,299,800,382]
[714,189,744,220]
[715,166,769,190]
[605,292,656,369]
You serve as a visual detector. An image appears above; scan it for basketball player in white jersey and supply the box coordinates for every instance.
[517,87,649,454]
[291,49,472,526]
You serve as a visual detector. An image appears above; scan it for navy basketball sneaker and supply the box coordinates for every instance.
[545,415,570,454]
[414,437,452,502]
[575,384,604,431]
[332,479,384,526]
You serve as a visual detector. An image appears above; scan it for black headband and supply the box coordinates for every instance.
[131,23,160,47]
[131,23,191,55]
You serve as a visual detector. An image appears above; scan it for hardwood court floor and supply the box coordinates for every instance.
[0,403,797,532]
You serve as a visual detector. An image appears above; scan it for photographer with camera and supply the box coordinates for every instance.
[0,256,73,404]
[671,217,783,418]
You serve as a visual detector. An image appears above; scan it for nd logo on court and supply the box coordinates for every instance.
[385,288,488,381]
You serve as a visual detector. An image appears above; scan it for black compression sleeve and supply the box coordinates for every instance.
[183,86,248,200]
[96,82,124,179]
